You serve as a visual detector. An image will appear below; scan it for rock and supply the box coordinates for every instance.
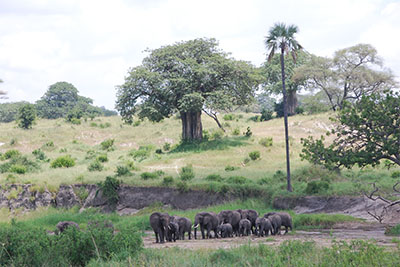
[117,206,140,216]
[55,185,79,208]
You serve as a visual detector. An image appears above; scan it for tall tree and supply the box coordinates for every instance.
[294,44,397,111]
[18,103,36,129]
[265,23,302,192]
[261,50,308,115]
[116,38,259,141]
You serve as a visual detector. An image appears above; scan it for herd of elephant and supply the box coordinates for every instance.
[149,209,293,243]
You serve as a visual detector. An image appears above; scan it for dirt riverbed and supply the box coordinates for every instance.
[143,223,399,250]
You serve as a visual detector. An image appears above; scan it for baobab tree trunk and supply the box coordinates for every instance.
[181,111,203,141]
[280,49,293,192]
[287,90,298,115]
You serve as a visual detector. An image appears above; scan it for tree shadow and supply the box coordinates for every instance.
[170,136,250,153]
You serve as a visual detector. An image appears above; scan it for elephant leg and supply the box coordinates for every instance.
[154,231,159,243]
[200,225,205,239]
[159,229,164,243]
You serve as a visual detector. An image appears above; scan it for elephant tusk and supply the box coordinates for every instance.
[193,224,199,229]
[168,225,172,230]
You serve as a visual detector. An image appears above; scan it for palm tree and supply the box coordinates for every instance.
[265,23,302,192]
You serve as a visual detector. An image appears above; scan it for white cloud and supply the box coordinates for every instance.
[0,0,399,109]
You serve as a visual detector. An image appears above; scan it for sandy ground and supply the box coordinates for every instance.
[143,223,399,250]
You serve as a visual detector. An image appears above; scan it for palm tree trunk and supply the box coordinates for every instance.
[280,48,293,192]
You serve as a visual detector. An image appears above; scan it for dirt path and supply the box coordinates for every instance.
[143,225,399,250]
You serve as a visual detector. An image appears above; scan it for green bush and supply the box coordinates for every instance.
[129,145,153,161]
[88,160,103,172]
[116,165,131,176]
[97,154,108,162]
[391,171,400,179]
[162,176,174,186]
[223,114,235,121]
[243,157,250,165]
[0,155,39,173]
[176,181,189,193]
[249,151,261,160]
[232,127,240,136]
[9,164,27,174]
[100,139,115,151]
[260,108,273,121]
[140,172,159,180]
[211,129,224,140]
[2,149,21,160]
[50,155,75,168]
[97,176,121,206]
[259,137,273,147]
[163,142,171,151]
[385,224,400,235]
[70,118,81,125]
[225,165,238,172]
[305,180,330,194]
[243,127,252,137]
[226,176,249,184]
[179,164,195,181]
[32,149,48,161]
[205,174,224,182]
[155,148,163,154]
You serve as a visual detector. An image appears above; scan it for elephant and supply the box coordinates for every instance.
[255,217,273,237]
[216,223,233,238]
[150,212,170,243]
[264,212,293,234]
[265,214,282,235]
[167,221,179,242]
[237,209,259,234]
[56,221,80,234]
[238,219,252,236]
[171,215,192,240]
[193,212,219,239]
[218,210,241,236]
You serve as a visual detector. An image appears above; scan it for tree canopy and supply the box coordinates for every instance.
[294,44,397,111]
[0,79,7,100]
[116,38,260,140]
[301,91,400,170]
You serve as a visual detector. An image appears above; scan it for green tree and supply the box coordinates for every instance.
[265,23,302,192]
[261,50,308,115]
[301,91,400,170]
[294,44,397,111]
[0,101,30,123]
[116,38,259,141]
[18,104,36,129]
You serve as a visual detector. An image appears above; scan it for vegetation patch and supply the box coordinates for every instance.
[385,224,400,236]
[50,155,75,168]
[294,213,362,229]
[179,164,195,181]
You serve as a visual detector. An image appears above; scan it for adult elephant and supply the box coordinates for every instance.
[150,212,170,243]
[193,212,219,239]
[172,215,192,240]
[218,210,241,236]
[237,209,259,234]
[264,212,293,234]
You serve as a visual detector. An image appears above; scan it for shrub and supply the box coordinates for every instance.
[90,122,98,127]
[179,164,195,181]
[205,174,224,182]
[249,151,261,160]
[88,160,103,172]
[248,115,261,122]
[59,148,67,153]
[232,127,240,136]
[50,155,75,168]
[17,104,36,129]
[115,165,131,176]
[225,165,238,172]
[10,138,17,146]
[385,224,400,235]
[260,108,273,121]
[243,157,250,165]
[70,118,81,125]
[259,137,273,147]
[129,145,153,161]
[305,180,330,194]
[223,114,235,121]
[97,176,121,206]
[211,129,224,140]
[176,181,189,193]
[162,176,174,186]
[140,172,159,180]
[273,170,286,181]
[155,148,163,154]
[226,176,249,184]
[391,171,400,179]
[258,176,273,185]
[32,149,48,161]
[9,164,27,174]
[3,149,21,160]
[163,142,171,151]
[243,127,252,137]
[97,154,108,162]
[100,139,115,151]
[202,130,210,141]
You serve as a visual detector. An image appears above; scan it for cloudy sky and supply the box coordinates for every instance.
[0,0,399,110]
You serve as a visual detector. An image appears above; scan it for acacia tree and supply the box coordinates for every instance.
[294,44,397,111]
[116,38,259,141]
[301,91,400,170]
[265,23,302,192]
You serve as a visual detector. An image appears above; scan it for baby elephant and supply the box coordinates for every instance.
[239,219,252,236]
[255,217,273,237]
[264,212,293,234]
[167,221,180,242]
[217,223,233,238]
